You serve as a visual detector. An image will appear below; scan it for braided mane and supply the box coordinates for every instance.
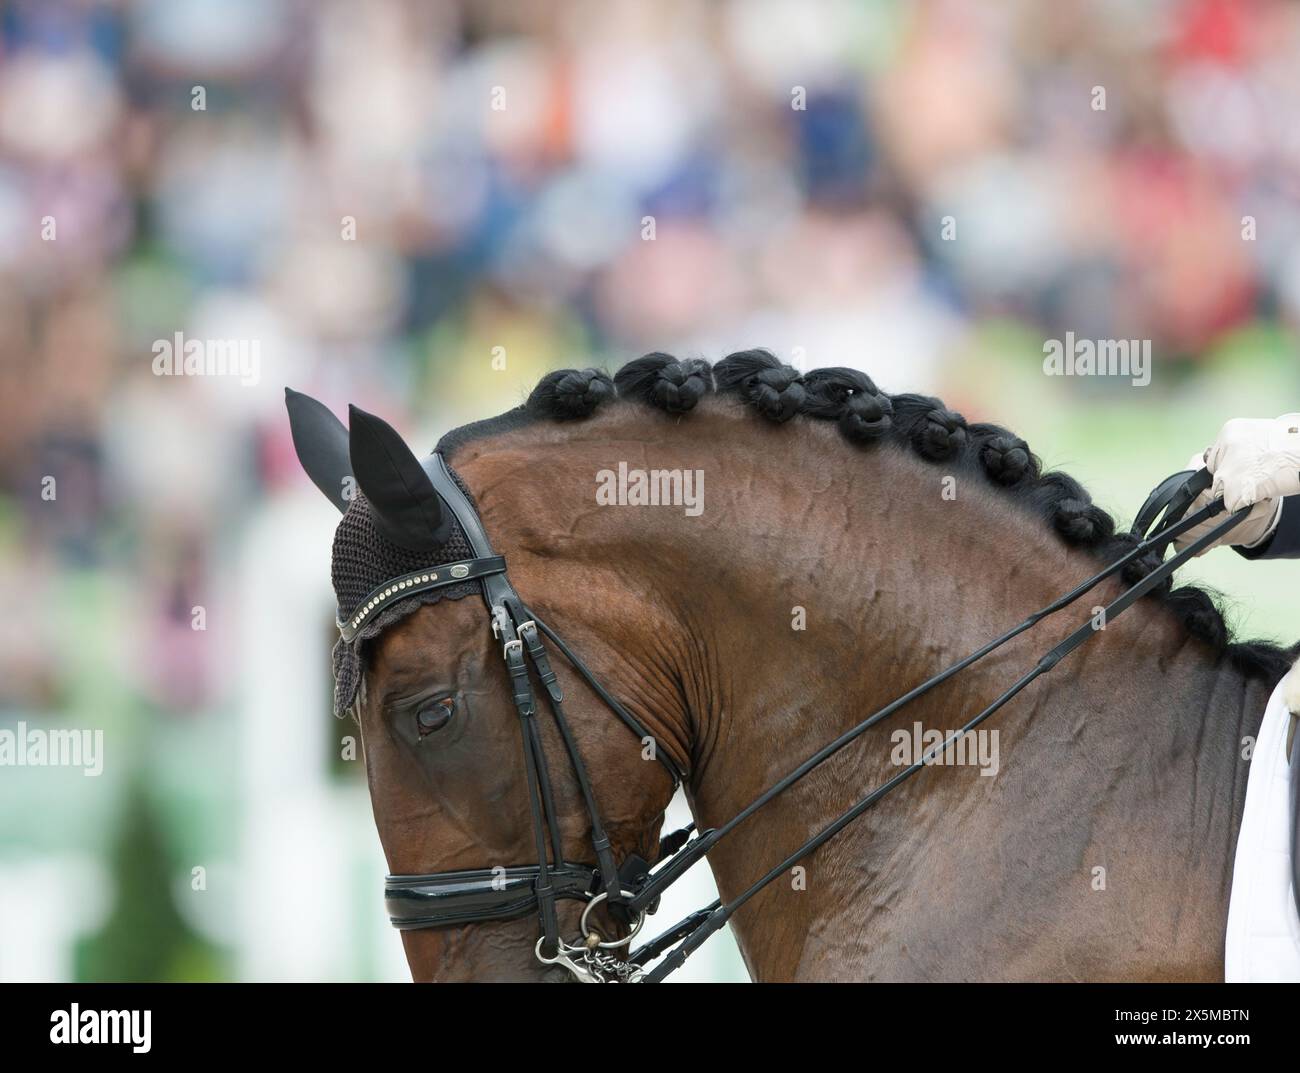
[439,349,1298,688]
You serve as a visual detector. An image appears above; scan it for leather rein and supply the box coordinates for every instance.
[346,462,1245,983]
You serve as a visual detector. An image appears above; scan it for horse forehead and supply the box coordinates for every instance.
[372,599,482,666]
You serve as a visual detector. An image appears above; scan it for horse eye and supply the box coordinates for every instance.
[416,697,456,736]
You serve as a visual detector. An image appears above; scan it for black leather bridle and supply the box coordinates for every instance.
[340,453,684,981]
[341,461,1248,982]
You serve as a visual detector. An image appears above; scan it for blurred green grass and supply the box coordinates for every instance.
[948,321,1300,646]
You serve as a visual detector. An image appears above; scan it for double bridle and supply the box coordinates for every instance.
[340,459,1247,983]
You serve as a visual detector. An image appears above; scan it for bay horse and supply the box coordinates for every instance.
[287,350,1296,981]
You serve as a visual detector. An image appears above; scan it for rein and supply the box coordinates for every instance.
[363,462,1246,982]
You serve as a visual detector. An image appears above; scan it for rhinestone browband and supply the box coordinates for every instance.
[336,555,507,642]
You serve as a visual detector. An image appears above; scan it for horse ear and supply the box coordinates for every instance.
[347,404,452,550]
[285,387,352,513]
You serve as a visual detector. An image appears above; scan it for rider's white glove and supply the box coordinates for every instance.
[1171,414,1300,555]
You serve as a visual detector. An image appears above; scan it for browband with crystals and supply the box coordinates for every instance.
[336,555,506,642]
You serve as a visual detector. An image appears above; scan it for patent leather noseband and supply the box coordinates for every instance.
[384,865,600,930]
[342,460,1248,983]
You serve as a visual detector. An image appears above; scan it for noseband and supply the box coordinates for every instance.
[341,460,1248,983]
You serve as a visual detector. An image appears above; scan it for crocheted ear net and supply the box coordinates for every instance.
[330,465,480,716]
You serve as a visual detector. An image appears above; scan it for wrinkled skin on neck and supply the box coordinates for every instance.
[361,397,1271,981]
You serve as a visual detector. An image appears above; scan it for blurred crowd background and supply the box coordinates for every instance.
[1,0,1298,982]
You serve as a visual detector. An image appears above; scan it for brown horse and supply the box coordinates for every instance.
[288,350,1296,981]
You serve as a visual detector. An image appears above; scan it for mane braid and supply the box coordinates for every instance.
[436,350,1299,688]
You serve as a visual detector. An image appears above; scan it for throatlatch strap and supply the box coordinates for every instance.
[528,611,686,786]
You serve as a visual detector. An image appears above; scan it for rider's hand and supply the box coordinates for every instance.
[1170,414,1300,555]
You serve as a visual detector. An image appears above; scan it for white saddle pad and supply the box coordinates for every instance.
[1224,669,1300,982]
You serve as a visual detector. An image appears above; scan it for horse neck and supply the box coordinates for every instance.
[455,402,1273,980]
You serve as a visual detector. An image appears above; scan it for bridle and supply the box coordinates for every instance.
[340,459,1248,983]
[341,454,683,981]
